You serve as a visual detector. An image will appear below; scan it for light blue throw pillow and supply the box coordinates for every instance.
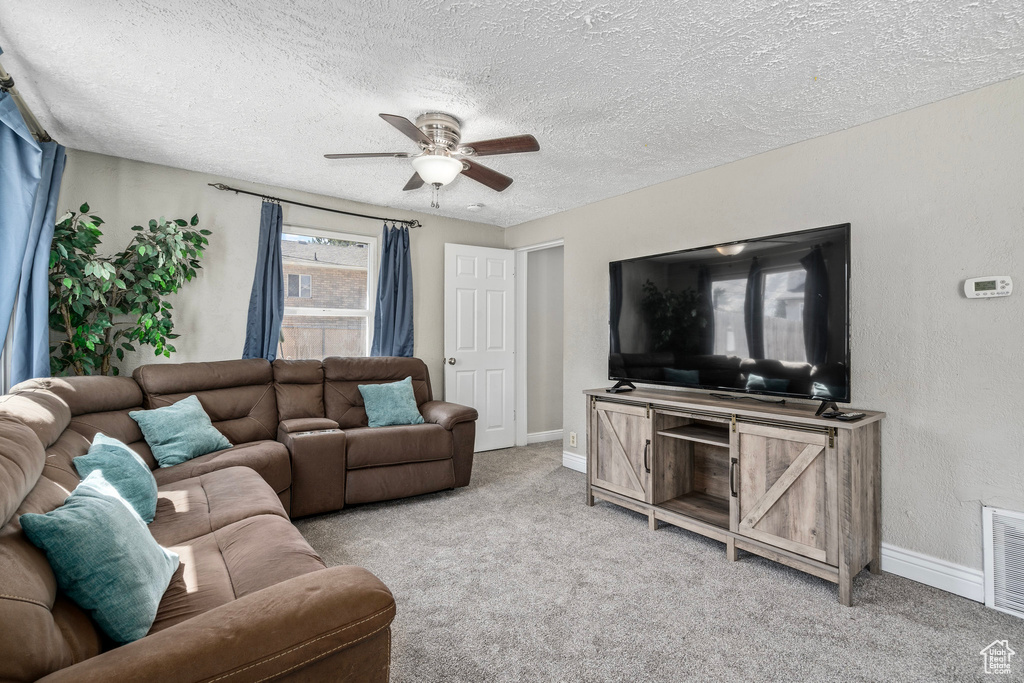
[20,471,180,643]
[129,395,232,468]
[73,433,158,523]
[746,373,790,393]
[664,368,699,385]
[358,376,425,428]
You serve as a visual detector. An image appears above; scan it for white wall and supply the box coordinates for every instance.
[55,150,504,389]
[504,74,1024,571]
[526,246,563,435]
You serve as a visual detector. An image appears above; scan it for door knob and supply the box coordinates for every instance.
[447,357,456,365]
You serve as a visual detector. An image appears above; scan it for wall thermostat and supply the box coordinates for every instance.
[964,275,1012,298]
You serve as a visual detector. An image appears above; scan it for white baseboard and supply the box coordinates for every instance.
[880,542,984,602]
[527,429,563,444]
[562,451,586,473]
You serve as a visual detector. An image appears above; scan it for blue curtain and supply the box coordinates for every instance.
[0,88,67,386]
[371,224,414,357]
[241,201,284,360]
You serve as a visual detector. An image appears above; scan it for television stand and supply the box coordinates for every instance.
[606,380,636,393]
[584,387,884,606]
[815,400,839,416]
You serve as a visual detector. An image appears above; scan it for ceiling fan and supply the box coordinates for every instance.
[324,113,540,200]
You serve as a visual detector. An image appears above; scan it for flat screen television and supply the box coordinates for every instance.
[609,223,851,403]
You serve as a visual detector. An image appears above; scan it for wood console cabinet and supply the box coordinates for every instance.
[585,388,883,606]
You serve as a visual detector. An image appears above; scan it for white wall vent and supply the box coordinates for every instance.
[984,506,1024,619]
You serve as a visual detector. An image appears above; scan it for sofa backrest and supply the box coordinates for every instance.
[272,359,326,420]
[133,359,279,445]
[0,384,106,681]
[323,357,432,428]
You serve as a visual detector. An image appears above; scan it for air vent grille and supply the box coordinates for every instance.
[984,506,1024,619]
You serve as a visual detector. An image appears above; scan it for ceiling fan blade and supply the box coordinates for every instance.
[403,173,425,191]
[324,152,411,159]
[461,159,513,192]
[379,113,432,146]
[461,134,539,156]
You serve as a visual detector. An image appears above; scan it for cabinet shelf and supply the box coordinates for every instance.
[657,424,730,447]
[658,492,730,529]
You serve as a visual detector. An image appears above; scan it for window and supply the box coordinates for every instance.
[278,229,376,360]
[762,268,807,363]
[287,273,312,299]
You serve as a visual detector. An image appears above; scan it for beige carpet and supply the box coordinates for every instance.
[296,442,1024,682]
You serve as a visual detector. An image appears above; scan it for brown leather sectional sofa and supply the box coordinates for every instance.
[0,356,477,682]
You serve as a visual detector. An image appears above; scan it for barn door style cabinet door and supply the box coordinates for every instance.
[729,423,838,565]
[584,389,883,606]
[588,399,653,505]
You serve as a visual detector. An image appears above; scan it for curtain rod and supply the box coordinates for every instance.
[0,57,52,142]
[207,183,421,228]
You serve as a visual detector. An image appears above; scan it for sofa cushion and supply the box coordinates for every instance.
[150,514,325,634]
[323,356,432,428]
[73,434,158,523]
[130,395,233,468]
[151,440,291,497]
[345,423,451,469]
[20,472,180,644]
[133,359,279,445]
[149,467,289,547]
[358,377,425,428]
[273,359,326,420]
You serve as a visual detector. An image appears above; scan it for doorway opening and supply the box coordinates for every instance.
[515,241,564,446]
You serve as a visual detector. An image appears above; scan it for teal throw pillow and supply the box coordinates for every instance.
[20,471,180,643]
[73,433,158,523]
[664,368,699,385]
[129,395,232,468]
[358,377,425,428]
[746,374,790,393]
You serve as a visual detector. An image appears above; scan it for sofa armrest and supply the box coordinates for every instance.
[38,566,395,683]
[279,417,340,433]
[278,426,346,517]
[420,400,478,431]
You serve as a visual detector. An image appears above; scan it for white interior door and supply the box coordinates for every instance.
[444,244,516,452]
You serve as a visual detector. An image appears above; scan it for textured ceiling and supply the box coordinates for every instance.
[2,1,1023,228]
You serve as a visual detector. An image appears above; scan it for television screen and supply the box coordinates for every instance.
[609,223,850,402]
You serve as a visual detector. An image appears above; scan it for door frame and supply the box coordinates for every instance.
[513,238,565,447]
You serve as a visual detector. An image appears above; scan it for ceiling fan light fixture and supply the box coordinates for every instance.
[411,154,463,186]
[715,243,746,256]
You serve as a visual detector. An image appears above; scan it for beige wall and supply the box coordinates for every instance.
[526,246,563,434]
[504,74,1024,570]
[55,150,503,389]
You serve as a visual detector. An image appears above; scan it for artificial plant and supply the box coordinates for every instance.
[48,204,211,376]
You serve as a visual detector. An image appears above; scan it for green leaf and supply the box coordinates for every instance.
[148,219,157,229]
[190,214,199,226]
[199,229,212,236]
[131,225,143,231]
[174,219,188,227]
[62,277,73,288]
[80,203,89,213]
[138,245,146,256]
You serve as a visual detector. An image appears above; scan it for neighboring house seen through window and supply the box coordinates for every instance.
[279,229,376,360]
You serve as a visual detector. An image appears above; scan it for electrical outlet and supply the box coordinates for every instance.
[569,432,577,447]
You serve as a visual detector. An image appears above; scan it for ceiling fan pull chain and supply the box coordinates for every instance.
[431,184,440,209]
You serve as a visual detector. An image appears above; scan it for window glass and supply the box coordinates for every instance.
[279,231,375,359]
[712,277,747,356]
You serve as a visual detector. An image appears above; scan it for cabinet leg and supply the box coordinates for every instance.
[726,538,738,562]
[585,485,594,507]
[869,556,881,575]
[648,512,658,531]
[839,563,853,607]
